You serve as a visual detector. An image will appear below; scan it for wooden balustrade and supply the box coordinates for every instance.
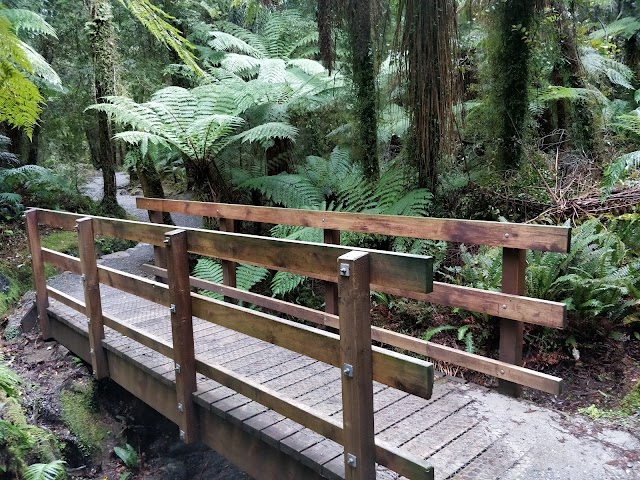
[134,198,571,396]
[29,208,436,479]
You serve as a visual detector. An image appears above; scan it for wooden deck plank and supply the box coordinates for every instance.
[301,439,343,473]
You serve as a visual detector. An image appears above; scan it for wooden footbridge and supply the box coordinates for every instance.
[25,200,571,479]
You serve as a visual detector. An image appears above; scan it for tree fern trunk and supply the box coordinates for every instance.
[87,0,122,215]
[317,0,335,74]
[487,0,540,172]
[344,0,379,181]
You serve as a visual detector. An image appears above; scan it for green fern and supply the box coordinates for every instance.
[23,460,66,480]
[601,150,640,197]
[192,258,269,300]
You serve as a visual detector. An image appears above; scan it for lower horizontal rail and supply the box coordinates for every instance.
[144,265,562,395]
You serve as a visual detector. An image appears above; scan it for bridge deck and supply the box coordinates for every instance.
[46,270,633,480]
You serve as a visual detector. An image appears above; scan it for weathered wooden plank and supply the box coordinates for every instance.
[47,287,86,314]
[194,356,433,479]
[98,265,170,306]
[219,217,237,303]
[77,217,109,379]
[186,229,433,295]
[143,263,566,328]
[26,209,51,338]
[499,248,526,397]
[136,198,571,252]
[338,251,375,480]
[42,248,81,273]
[165,229,198,442]
[190,293,433,399]
[324,229,340,316]
[101,313,173,358]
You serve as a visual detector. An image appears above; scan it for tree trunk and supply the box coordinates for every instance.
[344,0,379,180]
[87,0,122,215]
[317,0,335,74]
[487,0,540,172]
[132,150,173,225]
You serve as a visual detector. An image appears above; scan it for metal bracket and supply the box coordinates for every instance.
[346,453,357,468]
[177,403,184,413]
[342,363,353,378]
[164,237,171,245]
[81,274,86,282]
[339,263,350,277]
[174,363,181,373]
[170,304,176,314]
[179,430,185,441]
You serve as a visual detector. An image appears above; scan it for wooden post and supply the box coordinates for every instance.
[77,217,109,379]
[324,229,340,315]
[148,210,167,282]
[338,251,375,480]
[165,229,198,443]
[220,218,237,303]
[25,209,51,339]
[498,248,526,397]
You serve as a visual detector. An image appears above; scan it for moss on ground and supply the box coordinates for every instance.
[620,380,640,415]
[59,378,109,460]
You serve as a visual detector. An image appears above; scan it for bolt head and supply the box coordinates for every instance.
[504,233,510,239]
[501,304,507,310]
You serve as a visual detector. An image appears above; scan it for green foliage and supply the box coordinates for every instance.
[0,359,21,397]
[114,443,138,469]
[119,0,202,75]
[0,358,62,478]
[0,165,91,221]
[0,4,60,136]
[449,219,640,335]
[23,460,67,480]
[423,324,475,353]
[620,380,640,415]
[192,258,269,300]
[241,148,433,297]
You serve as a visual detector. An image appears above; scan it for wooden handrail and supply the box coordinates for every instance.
[136,197,571,252]
[134,198,571,398]
[32,208,437,479]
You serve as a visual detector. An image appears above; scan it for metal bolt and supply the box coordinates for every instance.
[339,263,350,277]
[179,430,185,441]
[81,274,86,281]
[90,348,95,355]
[343,363,353,378]
[500,369,505,374]
[170,304,176,314]
[178,403,184,413]
[346,453,357,468]
[501,304,507,310]
[164,238,171,245]
[174,363,181,373]
[504,233,510,239]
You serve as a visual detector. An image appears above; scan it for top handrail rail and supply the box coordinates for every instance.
[136,197,572,253]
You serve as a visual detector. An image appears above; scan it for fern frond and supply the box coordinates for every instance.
[536,85,610,104]
[580,46,634,89]
[601,150,640,198]
[209,31,265,59]
[23,460,66,480]
[0,9,56,37]
[119,0,202,75]
[240,173,322,208]
[232,122,297,145]
[271,271,306,298]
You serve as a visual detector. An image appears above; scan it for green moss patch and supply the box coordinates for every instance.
[59,378,109,460]
[620,381,640,415]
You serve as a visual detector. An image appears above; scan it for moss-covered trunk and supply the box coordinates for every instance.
[345,0,379,181]
[87,0,122,215]
[487,0,539,172]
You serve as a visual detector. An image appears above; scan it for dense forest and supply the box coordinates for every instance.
[1,0,640,477]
